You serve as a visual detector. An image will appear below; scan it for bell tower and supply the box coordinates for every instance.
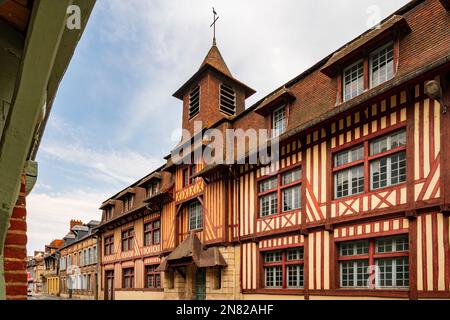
[173,11,255,133]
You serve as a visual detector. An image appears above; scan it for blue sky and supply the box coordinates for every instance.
[26,0,410,253]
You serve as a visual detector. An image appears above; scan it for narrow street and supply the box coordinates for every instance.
[28,293,67,300]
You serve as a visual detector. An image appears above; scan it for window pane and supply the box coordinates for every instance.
[272,106,286,137]
[370,129,406,156]
[259,177,278,192]
[371,157,388,189]
[355,260,369,287]
[260,193,278,217]
[340,240,369,256]
[375,235,408,253]
[340,260,369,288]
[189,202,203,230]
[371,151,406,190]
[395,257,409,287]
[376,257,408,288]
[144,232,151,246]
[264,251,282,263]
[371,44,394,87]
[153,229,160,244]
[334,145,364,167]
[265,266,282,288]
[390,152,406,185]
[282,186,301,212]
[287,265,304,288]
[282,168,302,185]
[334,165,364,199]
[287,248,304,261]
[344,61,364,101]
[340,261,355,287]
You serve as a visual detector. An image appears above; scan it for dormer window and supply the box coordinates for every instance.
[272,105,287,138]
[188,85,200,119]
[146,181,159,198]
[342,42,395,102]
[370,42,394,88]
[343,60,364,102]
[122,194,134,212]
[219,83,236,116]
[104,206,114,220]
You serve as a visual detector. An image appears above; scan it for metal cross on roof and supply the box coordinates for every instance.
[210,7,219,45]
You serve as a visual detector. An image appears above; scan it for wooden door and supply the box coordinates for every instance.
[105,270,114,301]
[195,268,206,300]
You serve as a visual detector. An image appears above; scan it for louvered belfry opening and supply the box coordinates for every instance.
[189,86,200,119]
[219,83,236,116]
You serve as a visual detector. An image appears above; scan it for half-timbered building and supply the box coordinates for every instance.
[98,0,450,300]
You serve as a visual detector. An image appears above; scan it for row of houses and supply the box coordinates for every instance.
[41,0,449,300]
[28,220,100,299]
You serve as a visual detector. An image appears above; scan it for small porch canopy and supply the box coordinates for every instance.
[157,233,227,271]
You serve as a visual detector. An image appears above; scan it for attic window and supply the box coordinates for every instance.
[189,86,200,119]
[219,83,236,116]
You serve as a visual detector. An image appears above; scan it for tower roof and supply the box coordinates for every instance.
[173,43,255,100]
[200,44,232,77]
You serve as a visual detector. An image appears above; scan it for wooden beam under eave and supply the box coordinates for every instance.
[0,0,30,34]
[439,0,450,11]
[0,0,73,300]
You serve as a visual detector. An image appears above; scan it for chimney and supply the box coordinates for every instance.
[70,219,83,230]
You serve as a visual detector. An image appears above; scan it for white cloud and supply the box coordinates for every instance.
[41,140,163,186]
[92,0,410,143]
[26,190,105,253]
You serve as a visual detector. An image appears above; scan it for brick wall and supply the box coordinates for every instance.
[4,175,27,300]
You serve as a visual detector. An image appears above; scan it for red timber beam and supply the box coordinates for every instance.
[406,84,418,300]
[440,71,450,212]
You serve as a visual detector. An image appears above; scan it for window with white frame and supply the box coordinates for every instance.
[370,129,406,190]
[343,60,364,102]
[335,165,364,199]
[272,106,286,138]
[259,177,278,217]
[263,248,304,289]
[260,193,278,217]
[334,145,364,167]
[188,201,203,231]
[338,235,409,289]
[282,186,301,212]
[259,168,302,217]
[282,168,302,212]
[333,145,364,199]
[370,43,394,88]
